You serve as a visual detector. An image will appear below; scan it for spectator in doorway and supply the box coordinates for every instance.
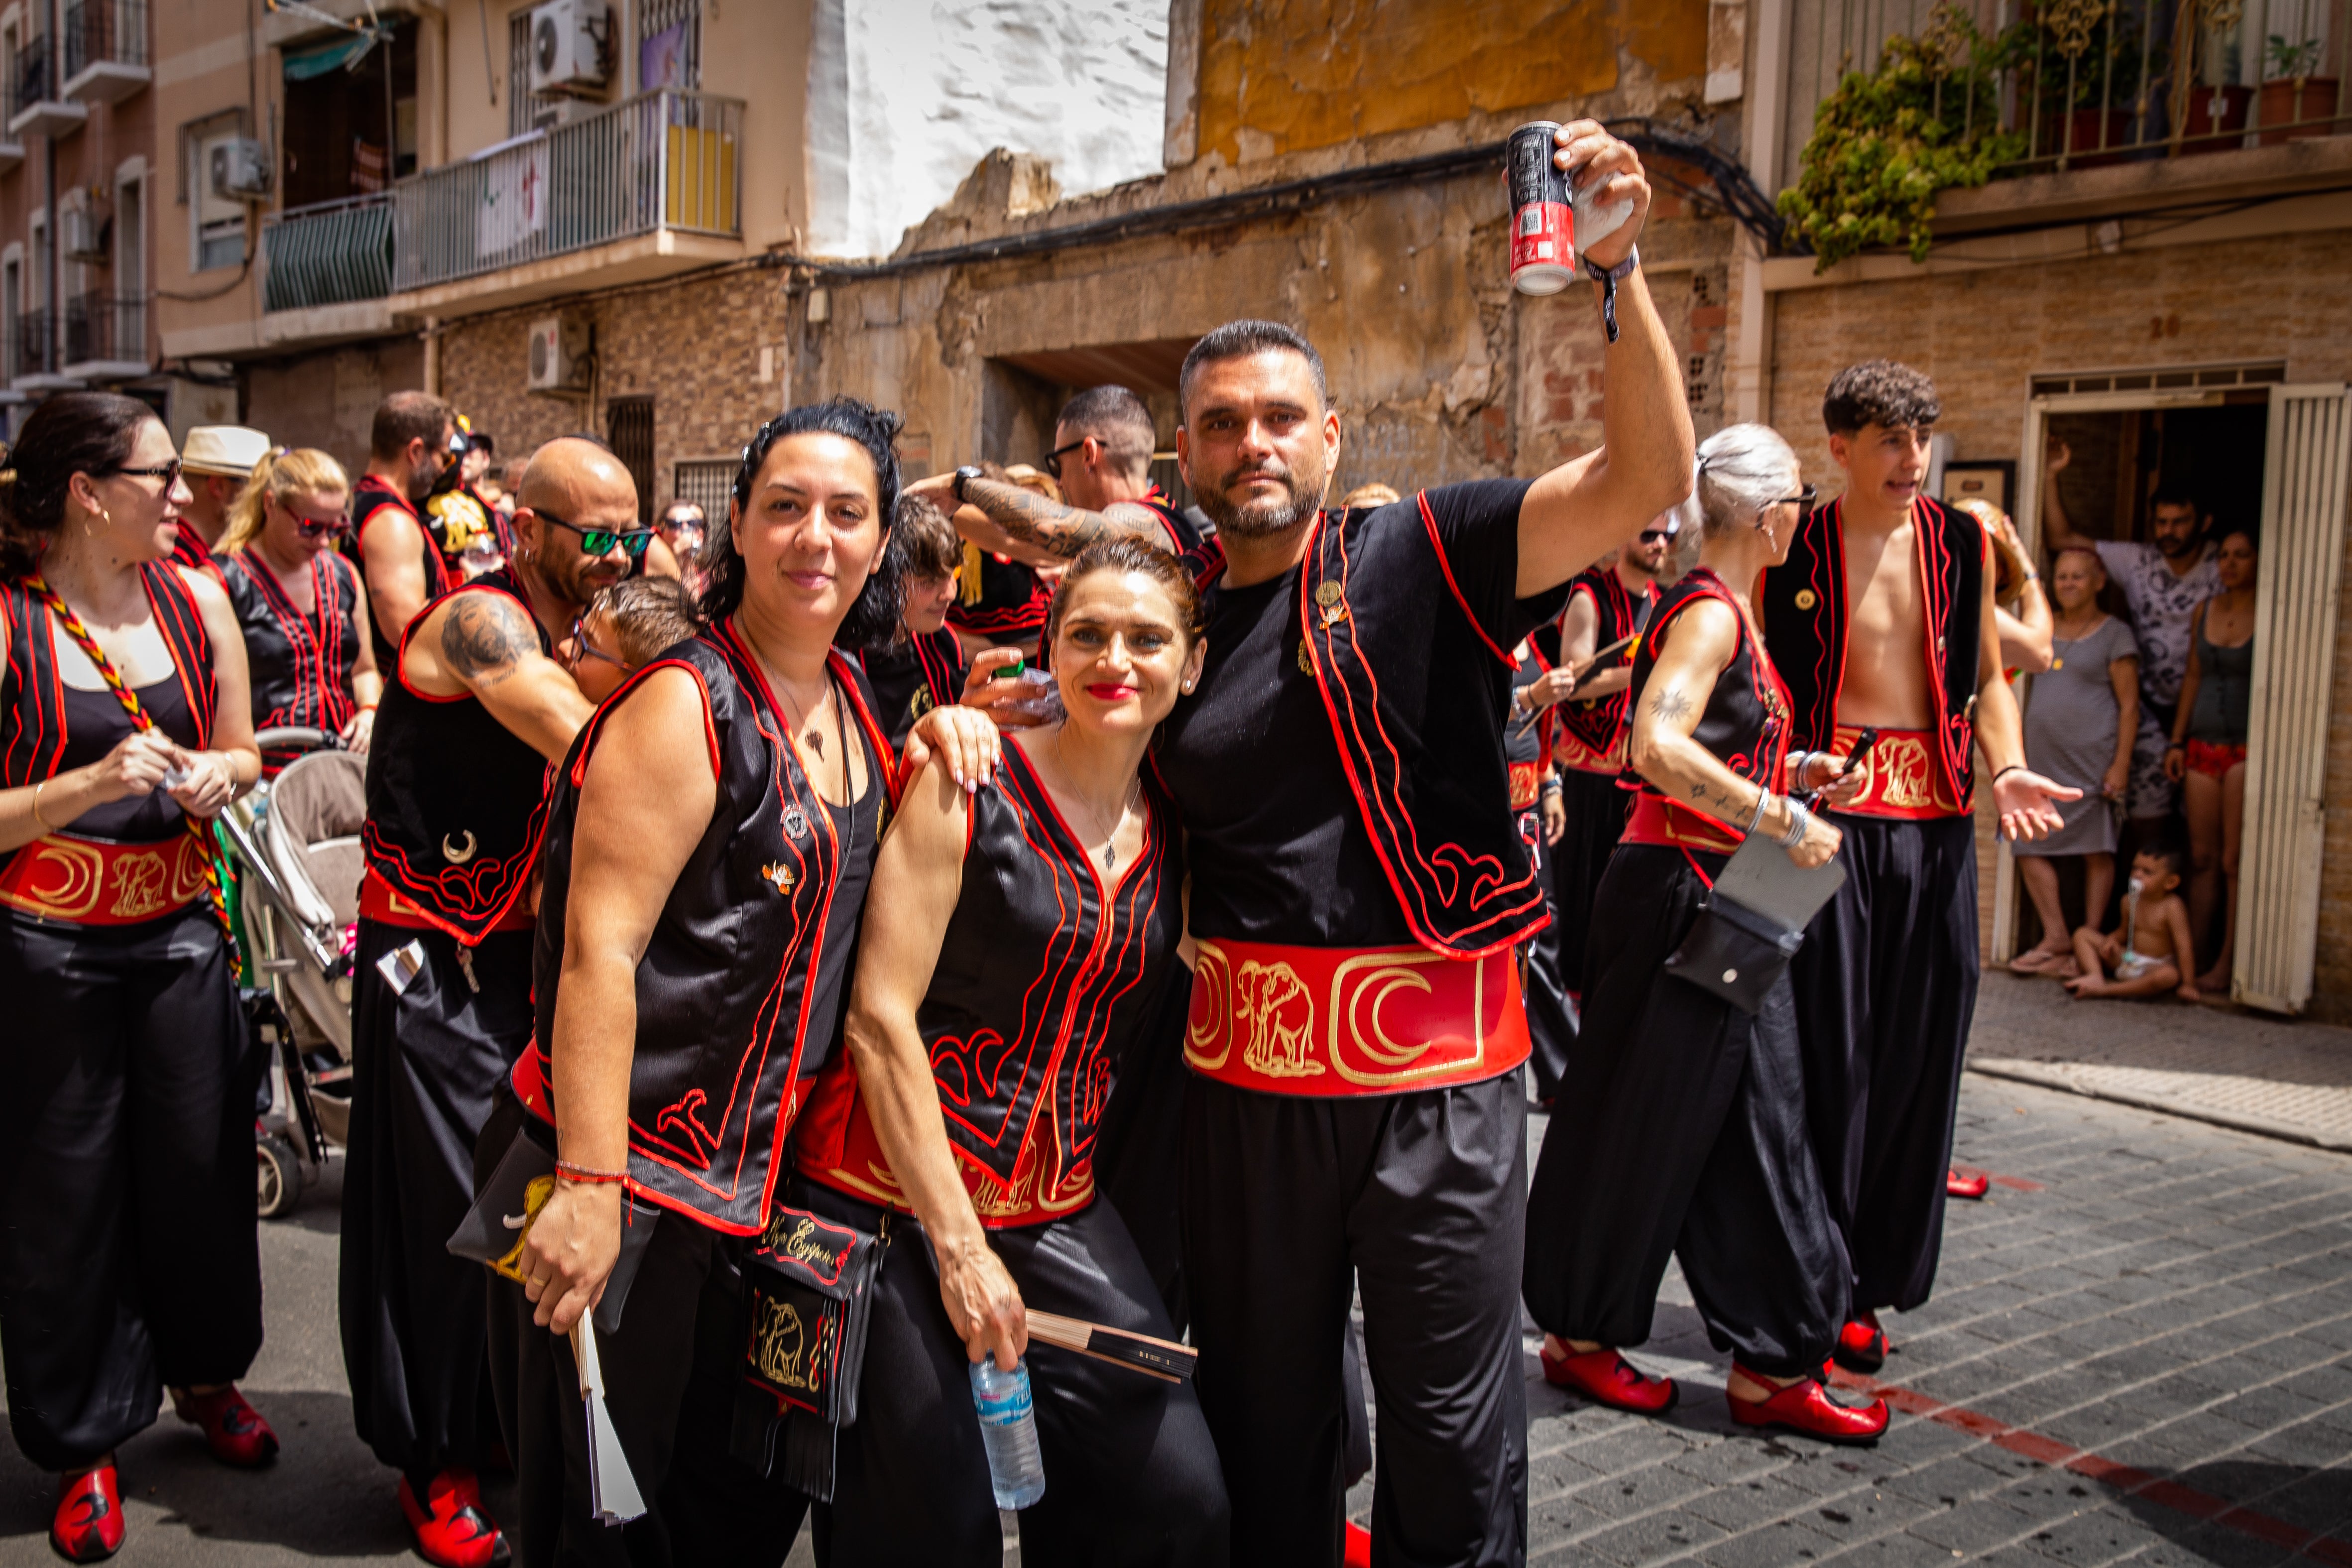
[2165,528,2257,996]
[2067,844,2198,1001]
[2010,548,2140,976]
[2039,443,2221,833]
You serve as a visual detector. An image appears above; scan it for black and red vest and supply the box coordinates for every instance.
[1547,567,1653,772]
[854,624,964,750]
[796,737,1179,1225]
[219,550,362,775]
[171,518,223,583]
[2,563,218,793]
[360,567,550,944]
[525,625,901,1235]
[1179,494,1548,961]
[349,475,451,670]
[1621,567,1791,829]
[1759,495,1984,809]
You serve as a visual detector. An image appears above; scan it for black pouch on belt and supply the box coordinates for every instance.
[1662,889,1805,1015]
[727,1204,888,1503]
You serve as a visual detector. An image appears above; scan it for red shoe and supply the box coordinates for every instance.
[1539,1341,1678,1414]
[171,1385,280,1468]
[1344,1520,1373,1568]
[50,1465,124,1562]
[398,1470,510,1568]
[1728,1367,1890,1445]
[1833,1312,1887,1374]
[1948,1167,1991,1200]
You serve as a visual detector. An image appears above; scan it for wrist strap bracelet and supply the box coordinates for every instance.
[1992,764,2026,784]
[1778,796,1814,849]
[1540,776,1563,795]
[555,1159,627,1186]
[30,779,53,834]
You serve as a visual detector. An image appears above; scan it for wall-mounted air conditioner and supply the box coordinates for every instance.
[526,315,588,393]
[61,205,106,261]
[208,137,272,201]
[528,0,609,97]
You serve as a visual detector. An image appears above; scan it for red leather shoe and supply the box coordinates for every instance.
[1947,1167,1991,1200]
[1344,1520,1373,1568]
[1833,1312,1887,1374]
[1728,1368,1889,1446]
[1539,1342,1678,1414]
[171,1385,280,1468]
[50,1465,124,1562]
[399,1470,510,1568]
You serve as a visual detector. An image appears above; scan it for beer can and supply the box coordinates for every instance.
[1506,121,1575,296]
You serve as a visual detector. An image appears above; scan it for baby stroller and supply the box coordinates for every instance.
[218,727,366,1218]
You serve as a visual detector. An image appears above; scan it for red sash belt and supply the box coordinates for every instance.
[361,867,536,934]
[1552,724,1623,776]
[1620,793,1744,854]
[1508,761,1543,811]
[0,833,210,925]
[798,1095,1092,1230]
[1830,724,1965,820]
[1183,938,1530,1097]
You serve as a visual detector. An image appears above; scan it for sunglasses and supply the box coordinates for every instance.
[292,509,353,539]
[540,511,657,560]
[108,458,184,490]
[565,613,630,672]
[1769,484,1821,513]
[1637,527,1675,544]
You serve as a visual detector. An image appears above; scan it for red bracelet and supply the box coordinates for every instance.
[555,1159,627,1185]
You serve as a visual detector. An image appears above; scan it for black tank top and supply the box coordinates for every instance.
[854,625,964,750]
[528,625,898,1235]
[1624,566,1792,803]
[60,677,198,841]
[348,475,451,670]
[219,550,362,775]
[360,567,551,942]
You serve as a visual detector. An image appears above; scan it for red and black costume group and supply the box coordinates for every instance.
[787,736,1227,1564]
[487,625,897,1564]
[0,567,264,1476]
[853,622,964,750]
[1155,484,1549,1567]
[343,567,546,1530]
[216,548,365,774]
[349,474,451,670]
[1761,495,1986,1326]
[1522,567,1851,1384]
[945,483,1197,654]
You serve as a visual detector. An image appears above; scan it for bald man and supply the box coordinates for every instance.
[342,438,637,1568]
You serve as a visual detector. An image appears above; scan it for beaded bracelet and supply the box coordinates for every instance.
[555,1159,627,1186]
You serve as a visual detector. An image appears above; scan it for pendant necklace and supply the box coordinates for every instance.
[1052,731,1135,871]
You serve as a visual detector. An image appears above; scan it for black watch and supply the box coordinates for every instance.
[953,464,985,503]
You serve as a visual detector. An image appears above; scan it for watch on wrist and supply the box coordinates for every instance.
[1582,243,1640,344]
[953,464,984,503]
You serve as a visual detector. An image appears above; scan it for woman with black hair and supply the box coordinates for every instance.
[0,391,269,1561]
[482,398,1000,1564]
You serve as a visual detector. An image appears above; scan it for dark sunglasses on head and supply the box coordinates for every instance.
[540,511,657,560]
[107,458,184,490]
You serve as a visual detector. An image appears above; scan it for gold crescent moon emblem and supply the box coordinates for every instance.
[442,831,478,864]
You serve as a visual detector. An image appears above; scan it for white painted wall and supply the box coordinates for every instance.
[805,0,1169,260]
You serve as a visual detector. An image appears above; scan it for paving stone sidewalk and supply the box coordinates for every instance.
[1970,971,2352,1151]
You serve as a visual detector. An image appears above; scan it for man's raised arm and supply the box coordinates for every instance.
[1514,123,1696,597]
[906,468,1175,566]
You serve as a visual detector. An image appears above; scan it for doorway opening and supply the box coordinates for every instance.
[985,337,1198,510]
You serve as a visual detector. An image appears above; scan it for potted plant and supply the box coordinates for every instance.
[2259,33,2340,142]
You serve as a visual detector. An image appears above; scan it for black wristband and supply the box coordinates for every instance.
[1992,764,2026,783]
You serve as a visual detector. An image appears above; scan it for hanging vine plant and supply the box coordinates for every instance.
[1777,8,2031,272]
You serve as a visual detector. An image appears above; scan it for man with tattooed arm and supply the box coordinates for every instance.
[341,437,627,1568]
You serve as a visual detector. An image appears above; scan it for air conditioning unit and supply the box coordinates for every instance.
[60,205,105,261]
[208,137,272,201]
[528,0,609,97]
[525,315,588,393]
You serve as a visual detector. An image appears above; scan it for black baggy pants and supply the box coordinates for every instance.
[1182,1071,1529,1568]
[0,907,263,1471]
[1522,846,1849,1376]
[1789,814,1980,1315]
[342,917,532,1485]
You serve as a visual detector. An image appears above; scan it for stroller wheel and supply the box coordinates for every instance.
[256,1134,305,1220]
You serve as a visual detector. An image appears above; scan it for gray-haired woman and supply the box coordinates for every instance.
[1521,424,1890,1445]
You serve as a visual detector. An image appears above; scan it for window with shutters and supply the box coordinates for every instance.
[607,395,655,525]
[672,458,734,521]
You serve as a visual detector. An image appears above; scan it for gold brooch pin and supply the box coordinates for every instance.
[1794,589,1818,611]
[1313,581,1344,608]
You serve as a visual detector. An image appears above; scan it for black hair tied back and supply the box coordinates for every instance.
[0,391,156,581]
[704,395,905,648]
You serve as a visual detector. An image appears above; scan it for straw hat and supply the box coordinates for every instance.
[181,425,272,479]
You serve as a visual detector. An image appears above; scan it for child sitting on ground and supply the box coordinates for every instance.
[565,575,700,703]
[2066,844,2200,1002]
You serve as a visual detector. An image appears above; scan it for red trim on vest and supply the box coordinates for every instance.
[360,867,535,934]
[1416,491,1515,666]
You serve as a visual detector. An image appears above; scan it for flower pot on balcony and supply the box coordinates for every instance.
[2258,76,2342,143]
[2055,107,2135,168]
[2177,83,2252,149]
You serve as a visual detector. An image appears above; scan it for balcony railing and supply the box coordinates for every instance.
[1781,0,2352,185]
[391,89,741,295]
[63,291,143,369]
[14,306,52,379]
[64,0,146,80]
[11,34,52,121]
[263,193,392,313]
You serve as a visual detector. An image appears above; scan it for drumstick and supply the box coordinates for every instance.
[1026,1310,1194,1383]
[1567,632,1640,683]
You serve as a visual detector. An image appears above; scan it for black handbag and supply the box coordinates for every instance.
[1661,888,1806,1014]
[729,1203,888,1503]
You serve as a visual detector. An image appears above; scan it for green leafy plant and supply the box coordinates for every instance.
[2264,33,2325,79]
[1777,17,2030,273]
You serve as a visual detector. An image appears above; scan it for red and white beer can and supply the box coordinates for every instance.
[1507,121,1575,296]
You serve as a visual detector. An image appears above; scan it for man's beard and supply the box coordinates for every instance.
[1194,459,1325,540]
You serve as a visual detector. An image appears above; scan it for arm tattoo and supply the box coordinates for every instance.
[964,477,1166,559]
[441,594,536,689]
[1647,687,1694,723]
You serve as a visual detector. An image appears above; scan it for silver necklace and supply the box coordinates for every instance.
[1050,732,1136,871]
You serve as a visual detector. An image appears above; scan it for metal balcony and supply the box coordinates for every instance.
[390,89,742,307]
[11,307,83,390]
[7,35,85,139]
[263,193,392,312]
[63,0,149,107]
[60,291,145,378]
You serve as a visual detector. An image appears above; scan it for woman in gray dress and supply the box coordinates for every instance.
[2010,547,2140,976]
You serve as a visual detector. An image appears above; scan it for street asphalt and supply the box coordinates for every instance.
[2,1070,2348,1566]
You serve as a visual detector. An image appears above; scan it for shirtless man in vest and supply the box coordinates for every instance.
[1761,362,2076,1378]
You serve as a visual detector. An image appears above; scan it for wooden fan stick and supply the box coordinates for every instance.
[1027,1310,1196,1383]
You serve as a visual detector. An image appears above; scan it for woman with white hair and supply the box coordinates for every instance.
[1521,424,1891,1445]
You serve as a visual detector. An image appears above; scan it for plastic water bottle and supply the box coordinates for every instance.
[969,1357,1047,1509]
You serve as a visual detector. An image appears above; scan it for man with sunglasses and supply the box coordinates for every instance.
[344,436,630,1568]
[351,392,461,671]
[1758,361,2076,1385]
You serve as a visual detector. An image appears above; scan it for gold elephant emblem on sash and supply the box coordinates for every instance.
[755,1297,812,1391]
[1236,960,1320,1078]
